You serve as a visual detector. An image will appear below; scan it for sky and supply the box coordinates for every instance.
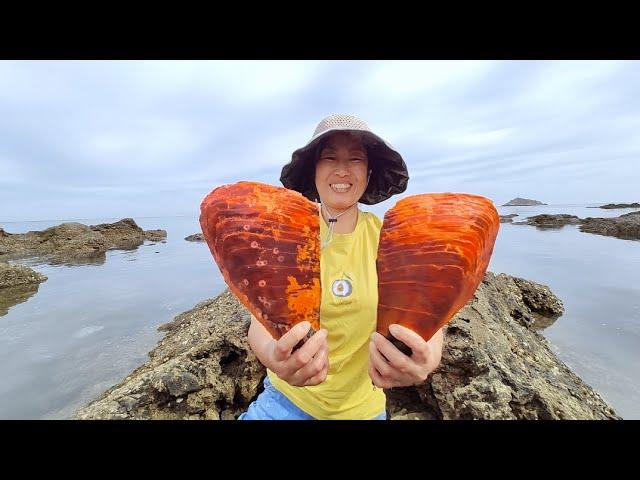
[1,60,639,223]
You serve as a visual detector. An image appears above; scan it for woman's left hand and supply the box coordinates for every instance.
[369,324,444,388]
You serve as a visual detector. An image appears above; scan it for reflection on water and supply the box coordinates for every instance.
[0,207,638,419]
[0,283,42,317]
[531,225,567,231]
[529,312,563,330]
[18,254,108,268]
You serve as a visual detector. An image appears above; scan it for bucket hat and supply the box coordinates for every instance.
[280,114,409,205]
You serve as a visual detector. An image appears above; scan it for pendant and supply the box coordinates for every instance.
[332,278,353,297]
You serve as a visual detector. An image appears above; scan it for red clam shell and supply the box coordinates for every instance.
[199,181,321,339]
[376,193,500,344]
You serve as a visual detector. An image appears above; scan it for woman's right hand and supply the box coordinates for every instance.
[265,321,329,387]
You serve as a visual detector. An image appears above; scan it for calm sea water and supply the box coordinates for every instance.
[0,204,638,419]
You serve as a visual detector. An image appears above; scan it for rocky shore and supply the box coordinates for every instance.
[74,271,620,420]
[0,263,48,317]
[579,211,640,240]
[0,262,47,289]
[510,212,640,240]
[0,219,167,263]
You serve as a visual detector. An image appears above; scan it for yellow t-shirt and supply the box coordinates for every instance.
[267,209,386,419]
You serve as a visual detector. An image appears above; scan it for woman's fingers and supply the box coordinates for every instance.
[369,339,394,378]
[302,349,330,386]
[273,321,312,362]
[388,324,431,365]
[294,345,329,386]
[368,361,390,389]
[371,332,412,373]
[289,329,328,370]
[272,323,330,387]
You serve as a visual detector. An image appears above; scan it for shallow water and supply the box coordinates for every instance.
[0,205,638,419]
[0,216,226,419]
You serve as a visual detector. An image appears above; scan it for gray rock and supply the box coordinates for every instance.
[0,263,48,317]
[513,214,582,229]
[502,198,547,206]
[500,214,518,223]
[0,222,105,260]
[90,218,167,249]
[145,230,167,242]
[74,272,620,420]
[0,219,167,263]
[158,372,201,397]
[510,211,640,241]
[590,202,640,209]
[185,233,205,242]
[0,262,48,289]
[579,211,640,240]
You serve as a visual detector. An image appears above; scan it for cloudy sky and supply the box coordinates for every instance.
[1,60,638,222]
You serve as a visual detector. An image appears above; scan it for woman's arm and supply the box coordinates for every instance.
[247,315,330,387]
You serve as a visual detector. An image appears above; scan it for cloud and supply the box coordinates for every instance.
[0,60,639,222]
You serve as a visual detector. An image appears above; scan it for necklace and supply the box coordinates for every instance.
[320,202,357,249]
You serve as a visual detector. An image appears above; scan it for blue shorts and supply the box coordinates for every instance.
[238,376,387,420]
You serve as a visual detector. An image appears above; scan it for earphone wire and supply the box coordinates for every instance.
[320,202,356,249]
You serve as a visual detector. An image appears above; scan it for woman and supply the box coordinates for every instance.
[238,114,444,420]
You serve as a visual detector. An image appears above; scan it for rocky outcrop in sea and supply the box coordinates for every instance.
[588,203,640,209]
[185,233,205,242]
[509,212,640,240]
[0,262,47,289]
[579,210,640,241]
[0,263,48,317]
[74,272,620,420]
[500,214,518,223]
[0,219,167,263]
[513,214,582,229]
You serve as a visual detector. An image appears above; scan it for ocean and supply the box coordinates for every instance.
[0,204,638,419]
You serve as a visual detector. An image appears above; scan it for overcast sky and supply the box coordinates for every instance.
[1,60,638,222]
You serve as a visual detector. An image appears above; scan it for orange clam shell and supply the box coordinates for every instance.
[199,181,321,339]
[376,193,500,343]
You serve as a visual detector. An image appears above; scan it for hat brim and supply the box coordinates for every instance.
[280,128,409,205]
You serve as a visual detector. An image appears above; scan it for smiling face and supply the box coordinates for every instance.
[314,132,370,211]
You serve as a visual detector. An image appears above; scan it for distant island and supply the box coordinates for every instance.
[502,198,547,206]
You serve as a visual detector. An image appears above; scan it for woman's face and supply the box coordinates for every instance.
[314,132,369,211]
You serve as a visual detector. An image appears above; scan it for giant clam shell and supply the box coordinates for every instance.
[200,181,321,339]
[376,193,500,350]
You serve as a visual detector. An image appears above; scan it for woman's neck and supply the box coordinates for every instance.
[320,203,359,234]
